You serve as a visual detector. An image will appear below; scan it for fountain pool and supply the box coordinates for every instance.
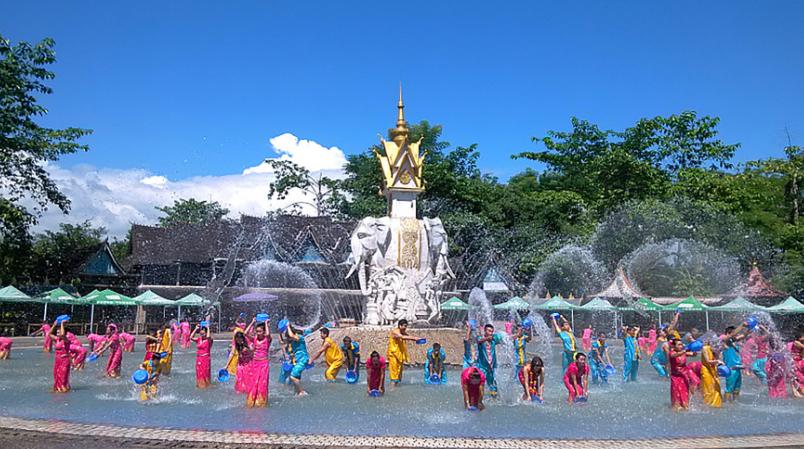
[0,342,801,439]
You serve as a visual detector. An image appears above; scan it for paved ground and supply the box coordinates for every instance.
[0,416,802,449]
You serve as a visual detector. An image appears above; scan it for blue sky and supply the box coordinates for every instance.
[3,2,804,235]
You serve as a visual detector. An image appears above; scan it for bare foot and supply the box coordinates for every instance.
[296,390,308,397]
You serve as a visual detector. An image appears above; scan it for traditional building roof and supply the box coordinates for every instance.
[732,263,786,299]
[590,267,643,299]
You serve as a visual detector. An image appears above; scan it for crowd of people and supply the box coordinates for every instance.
[10,311,804,411]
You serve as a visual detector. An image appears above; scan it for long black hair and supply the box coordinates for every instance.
[234,331,247,353]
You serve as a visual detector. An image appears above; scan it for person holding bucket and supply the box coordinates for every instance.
[387,319,422,386]
[551,314,576,371]
[137,351,163,401]
[282,320,310,396]
[190,321,213,389]
[310,327,344,382]
[590,333,613,384]
[424,342,447,384]
[247,315,273,406]
[341,336,361,383]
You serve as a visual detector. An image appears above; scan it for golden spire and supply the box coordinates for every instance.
[391,82,409,147]
[397,82,406,128]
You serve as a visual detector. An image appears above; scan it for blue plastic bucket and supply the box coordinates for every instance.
[429,374,441,384]
[87,353,99,362]
[686,340,703,353]
[468,319,478,329]
[282,360,293,372]
[467,405,478,411]
[217,369,231,382]
[277,319,289,332]
[605,364,616,376]
[256,313,269,323]
[746,316,758,330]
[717,365,731,377]
[55,314,70,325]
[131,369,149,385]
[416,338,427,345]
[521,318,533,328]
[345,370,358,384]
[369,389,382,397]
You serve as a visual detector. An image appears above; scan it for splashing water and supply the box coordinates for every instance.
[528,245,608,299]
[467,287,493,328]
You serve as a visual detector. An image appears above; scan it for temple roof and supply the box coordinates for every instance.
[590,267,643,299]
[732,263,786,298]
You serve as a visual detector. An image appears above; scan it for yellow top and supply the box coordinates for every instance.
[324,337,343,364]
[387,330,409,362]
[159,329,172,353]
[700,345,722,408]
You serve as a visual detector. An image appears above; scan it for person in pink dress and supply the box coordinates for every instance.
[226,331,253,394]
[647,326,658,355]
[180,319,192,349]
[66,332,86,370]
[581,325,593,352]
[94,324,123,378]
[86,332,105,353]
[119,331,136,352]
[247,319,272,407]
[766,350,788,398]
[669,338,694,411]
[190,323,213,389]
[563,352,590,404]
[50,321,71,392]
[789,331,804,398]
[366,350,386,396]
[741,335,756,379]
[0,336,13,359]
[171,320,181,347]
[461,366,486,410]
[32,322,53,353]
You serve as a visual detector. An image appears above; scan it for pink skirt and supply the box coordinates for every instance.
[70,344,87,367]
[670,374,689,408]
[0,337,12,351]
[43,335,53,352]
[235,361,252,394]
[246,359,269,407]
[106,348,122,377]
[196,354,211,388]
[563,376,585,401]
[53,355,71,392]
[685,361,702,388]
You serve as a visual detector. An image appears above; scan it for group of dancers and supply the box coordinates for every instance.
[9,311,804,412]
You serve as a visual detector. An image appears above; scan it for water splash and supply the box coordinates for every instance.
[528,245,607,299]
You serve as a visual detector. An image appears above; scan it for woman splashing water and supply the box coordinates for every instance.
[247,317,272,406]
[190,321,213,389]
[93,324,123,378]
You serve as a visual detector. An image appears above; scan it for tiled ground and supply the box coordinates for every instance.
[0,416,802,449]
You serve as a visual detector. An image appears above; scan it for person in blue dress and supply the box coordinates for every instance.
[551,314,576,371]
[341,336,360,381]
[463,321,476,368]
[722,321,749,401]
[650,328,669,378]
[476,324,502,396]
[512,323,533,378]
[424,342,447,384]
[285,324,310,396]
[622,325,641,382]
[590,333,612,384]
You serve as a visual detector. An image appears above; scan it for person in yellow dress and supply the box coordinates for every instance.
[139,351,162,401]
[387,319,421,385]
[158,322,173,375]
[700,338,724,408]
[226,315,248,376]
[310,327,344,381]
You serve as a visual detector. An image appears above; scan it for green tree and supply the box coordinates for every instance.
[747,145,803,225]
[0,35,92,237]
[30,221,104,284]
[155,199,230,227]
[265,159,344,216]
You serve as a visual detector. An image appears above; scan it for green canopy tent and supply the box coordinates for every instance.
[581,297,618,334]
[766,296,804,314]
[661,296,711,331]
[134,290,177,330]
[175,293,209,321]
[440,296,470,311]
[710,296,767,313]
[532,296,577,328]
[0,285,35,303]
[620,297,665,326]
[493,296,530,310]
[36,288,83,322]
[84,289,139,333]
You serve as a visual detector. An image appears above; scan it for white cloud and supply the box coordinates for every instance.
[30,133,348,238]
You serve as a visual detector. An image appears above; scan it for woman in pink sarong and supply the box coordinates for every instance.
[791,332,804,397]
[741,335,756,378]
[50,321,71,392]
[86,333,104,353]
[581,325,593,352]
[685,360,702,391]
[180,319,191,349]
[247,319,271,407]
[0,337,13,359]
[66,332,86,370]
[669,338,692,411]
[647,326,658,355]
[32,323,53,353]
[171,320,181,347]
[190,323,213,388]
[766,351,788,398]
[226,331,253,394]
[120,331,136,352]
[94,324,123,378]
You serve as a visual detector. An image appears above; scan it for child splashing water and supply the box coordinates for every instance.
[476,323,502,397]
[519,356,545,402]
[310,327,343,382]
[138,351,162,401]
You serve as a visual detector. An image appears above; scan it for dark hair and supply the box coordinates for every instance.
[320,327,330,336]
[370,350,380,358]
[484,323,494,330]
[234,331,246,353]
[725,326,735,334]
[343,336,352,343]
[598,333,606,338]
[530,356,544,371]
[398,319,408,327]
[433,342,441,349]
[575,352,586,361]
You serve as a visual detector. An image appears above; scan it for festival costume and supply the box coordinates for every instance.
[462,339,475,368]
[180,322,191,348]
[559,331,576,371]
[424,347,447,384]
[461,367,486,407]
[722,343,743,395]
[623,334,639,382]
[685,360,702,388]
[367,356,386,391]
[766,353,788,398]
[752,336,769,382]
[341,341,360,380]
[105,331,123,378]
[518,367,542,399]
[0,337,12,358]
[247,335,271,407]
[650,339,668,378]
[563,361,589,401]
[513,335,527,377]
[194,336,212,388]
[700,345,722,407]
[387,331,409,383]
[53,338,71,392]
[226,322,246,376]
[590,340,608,384]
[323,336,344,381]
[290,336,309,380]
[139,359,160,401]
[476,334,502,394]
[41,324,53,352]
[581,328,593,352]
[669,351,690,409]
[234,342,253,394]
[159,328,173,375]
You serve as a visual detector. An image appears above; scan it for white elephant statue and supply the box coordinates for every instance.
[345,217,391,295]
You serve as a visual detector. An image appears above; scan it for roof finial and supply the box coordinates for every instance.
[397,81,406,128]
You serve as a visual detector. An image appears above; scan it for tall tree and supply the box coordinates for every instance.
[0,35,92,237]
[265,160,344,216]
[747,145,803,225]
[155,199,229,227]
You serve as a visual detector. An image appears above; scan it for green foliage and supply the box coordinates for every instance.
[265,159,344,217]
[0,35,92,238]
[29,221,105,284]
[155,198,230,227]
